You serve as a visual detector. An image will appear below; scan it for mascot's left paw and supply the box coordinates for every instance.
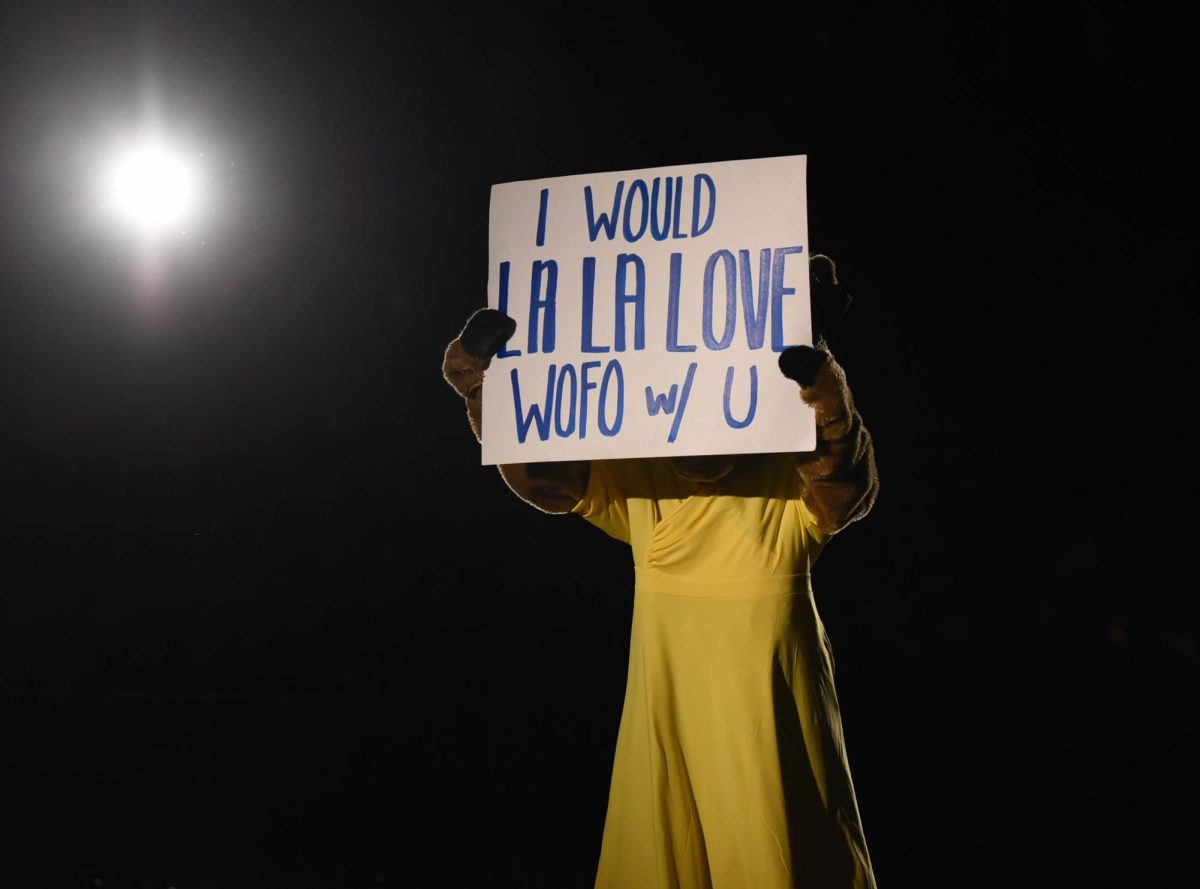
[778,346,828,389]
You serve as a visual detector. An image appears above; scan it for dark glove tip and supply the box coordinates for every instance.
[810,254,837,286]
[809,254,851,344]
[778,346,827,389]
[461,309,517,359]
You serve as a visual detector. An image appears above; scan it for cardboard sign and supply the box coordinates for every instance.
[481,155,815,465]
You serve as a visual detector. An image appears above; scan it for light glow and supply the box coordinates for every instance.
[103,141,200,232]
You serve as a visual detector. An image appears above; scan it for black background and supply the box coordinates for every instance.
[3,2,1197,886]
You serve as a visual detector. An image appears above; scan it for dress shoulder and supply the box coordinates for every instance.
[571,459,632,544]
[759,452,831,560]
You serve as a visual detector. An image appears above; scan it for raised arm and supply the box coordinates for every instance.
[443,309,590,513]
[776,256,879,536]
[780,347,878,535]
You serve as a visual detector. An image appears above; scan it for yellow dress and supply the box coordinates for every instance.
[573,453,877,889]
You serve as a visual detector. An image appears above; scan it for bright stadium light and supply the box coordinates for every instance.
[103,140,200,233]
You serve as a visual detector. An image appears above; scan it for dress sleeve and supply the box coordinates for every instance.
[795,493,829,566]
[571,460,632,544]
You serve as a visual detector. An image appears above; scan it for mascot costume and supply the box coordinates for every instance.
[444,255,880,889]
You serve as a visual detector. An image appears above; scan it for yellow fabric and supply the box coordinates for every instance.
[573,453,876,889]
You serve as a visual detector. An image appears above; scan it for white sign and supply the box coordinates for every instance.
[482,155,815,465]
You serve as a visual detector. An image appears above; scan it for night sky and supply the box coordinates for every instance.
[3,3,1197,887]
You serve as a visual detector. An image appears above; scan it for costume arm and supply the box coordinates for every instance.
[784,348,879,537]
[442,314,590,514]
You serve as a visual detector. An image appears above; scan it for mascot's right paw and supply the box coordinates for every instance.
[461,308,517,359]
[445,308,516,439]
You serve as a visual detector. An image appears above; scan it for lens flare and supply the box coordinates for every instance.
[104,142,200,232]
